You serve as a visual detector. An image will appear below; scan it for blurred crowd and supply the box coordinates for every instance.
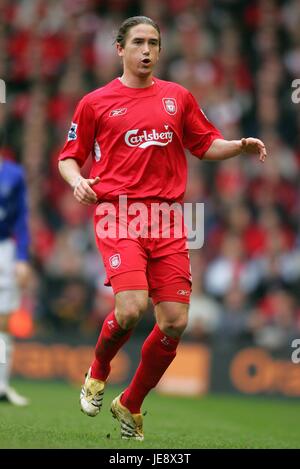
[1,0,300,349]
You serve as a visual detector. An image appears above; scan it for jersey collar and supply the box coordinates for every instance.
[113,77,158,98]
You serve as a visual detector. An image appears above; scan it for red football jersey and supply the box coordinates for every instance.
[59,77,223,202]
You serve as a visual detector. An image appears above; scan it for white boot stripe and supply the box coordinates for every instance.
[121,425,135,434]
[80,369,105,416]
[120,420,135,431]
[110,395,144,440]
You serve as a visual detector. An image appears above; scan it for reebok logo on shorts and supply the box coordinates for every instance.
[177,289,189,296]
[109,253,121,269]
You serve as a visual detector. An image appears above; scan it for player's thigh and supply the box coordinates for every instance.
[112,275,149,328]
[115,287,149,317]
[95,233,147,284]
[148,250,192,305]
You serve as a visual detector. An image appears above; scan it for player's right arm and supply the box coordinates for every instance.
[58,96,100,205]
[58,158,99,205]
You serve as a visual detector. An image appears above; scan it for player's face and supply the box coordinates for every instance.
[117,24,160,78]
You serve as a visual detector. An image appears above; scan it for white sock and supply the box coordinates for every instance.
[0,332,12,394]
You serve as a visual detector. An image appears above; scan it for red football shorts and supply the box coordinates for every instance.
[93,199,192,305]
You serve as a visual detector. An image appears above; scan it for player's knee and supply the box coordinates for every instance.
[156,303,189,338]
[115,291,148,329]
[160,317,188,338]
[116,304,144,329]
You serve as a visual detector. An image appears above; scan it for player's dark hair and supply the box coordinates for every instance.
[115,16,161,50]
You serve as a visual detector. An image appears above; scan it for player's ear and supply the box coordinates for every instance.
[116,43,124,58]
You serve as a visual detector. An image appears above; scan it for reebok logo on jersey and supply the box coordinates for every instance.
[109,108,127,117]
[125,126,173,149]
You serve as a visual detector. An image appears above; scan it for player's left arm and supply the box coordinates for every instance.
[13,170,31,289]
[203,137,267,162]
[182,91,267,163]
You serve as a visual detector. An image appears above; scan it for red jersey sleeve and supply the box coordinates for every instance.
[58,97,96,167]
[182,92,223,159]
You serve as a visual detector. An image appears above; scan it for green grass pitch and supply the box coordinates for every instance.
[0,379,300,449]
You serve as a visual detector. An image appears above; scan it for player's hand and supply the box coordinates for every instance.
[72,176,100,205]
[15,261,31,289]
[241,137,267,162]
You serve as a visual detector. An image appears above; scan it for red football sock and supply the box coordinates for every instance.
[90,311,132,381]
[120,324,179,413]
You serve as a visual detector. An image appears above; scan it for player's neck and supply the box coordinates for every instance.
[119,73,154,89]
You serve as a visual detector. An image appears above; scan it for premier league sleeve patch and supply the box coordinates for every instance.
[67,122,78,141]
